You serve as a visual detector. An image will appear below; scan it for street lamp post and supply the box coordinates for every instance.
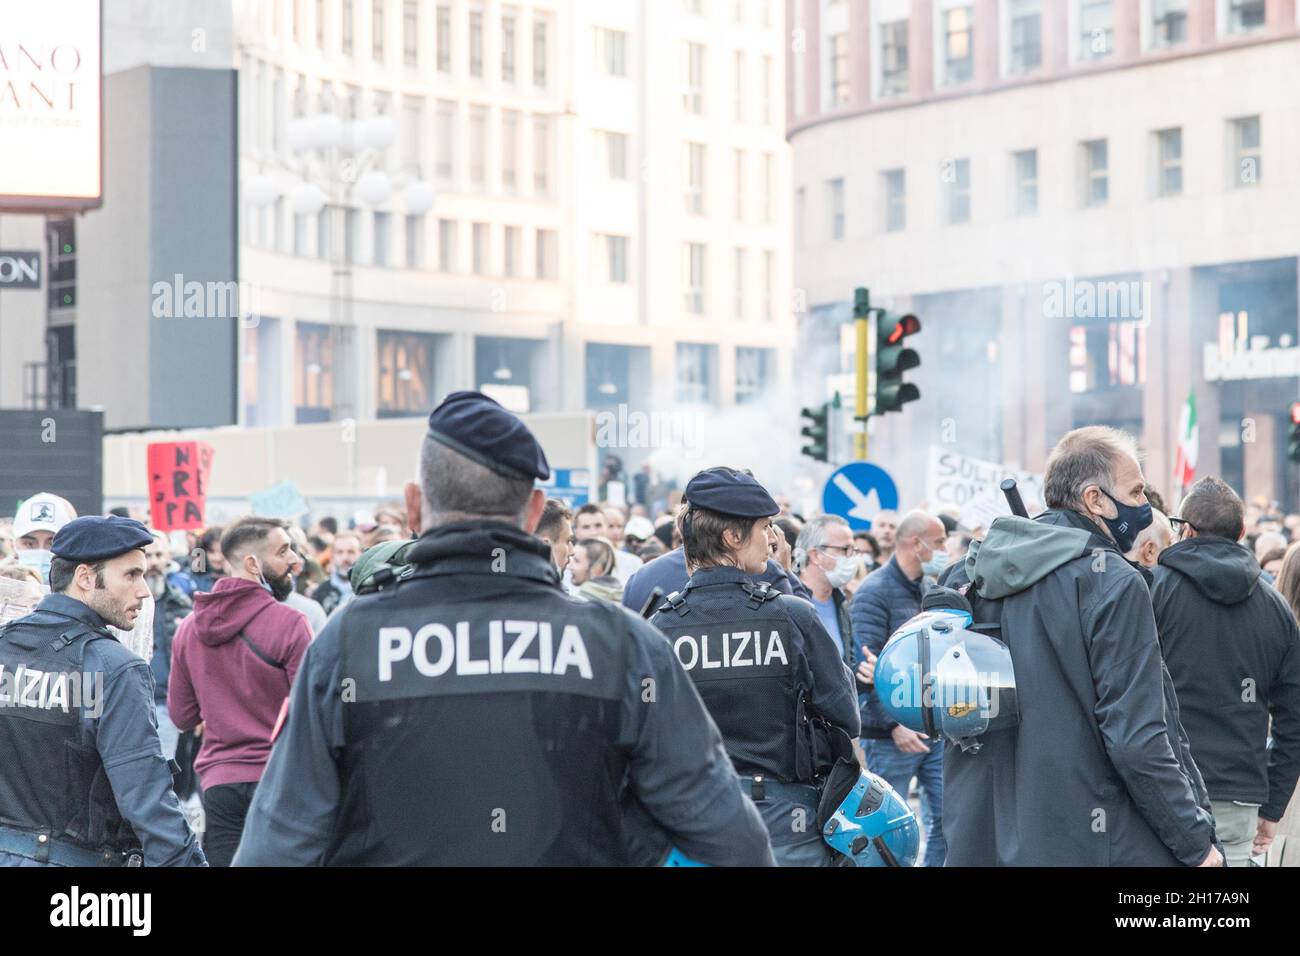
[243,106,434,424]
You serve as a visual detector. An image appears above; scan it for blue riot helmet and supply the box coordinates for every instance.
[874,609,1019,753]
[823,770,920,867]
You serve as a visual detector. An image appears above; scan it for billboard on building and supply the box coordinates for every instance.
[0,0,102,212]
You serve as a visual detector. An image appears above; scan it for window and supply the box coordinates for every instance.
[502,110,520,191]
[1151,0,1188,47]
[947,158,971,223]
[604,235,629,283]
[315,0,325,47]
[762,153,773,224]
[684,243,706,313]
[684,0,704,14]
[405,214,425,268]
[685,142,706,215]
[604,131,628,180]
[472,222,489,274]
[1232,115,1261,187]
[763,250,774,320]
[597,28,627,76]
[1008,0,1042,73]
[377,331,439,418]
[342,0,354,54]
[828,178,845,240]
[1077,0,1113,61]
[502,10,517,82]
[880,19,909,96]
[469,8,484,77]
[943,6,974,85]
[734,247,746,318]
[402,0,418,66]
[733,51,745,122]
[761,56,773,124]
[1083,139,1108,206]
[829,33,850,105]
[293,0,304,43]
[317,205,333,260]
[1068,321,1147,392]
[295,322,334,423]
[438,218,458,271]
[503,226,521,276]
[436,4,451,71]
[435,100,455,181]
[735,348,772,404]
[676,343,715,404]
[533,115,552,194]
[883,169,906,230]
[533,15,550,87]
[733,149,746,220]
[685,42,706,114]
[294,212,310,257]
[1156,128,1182,196]
[535,228,558,279]
[1013,149,1037,215]
[345,207,361,263]
[469,105,487,187]
[733,0,744,24]
[401,97,423,171]
[374,211,392,266]
[372,0,385,61]
[1227,0,1266,34]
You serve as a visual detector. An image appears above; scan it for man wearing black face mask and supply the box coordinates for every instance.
[167,517,312,866]
[941,426,1222,867]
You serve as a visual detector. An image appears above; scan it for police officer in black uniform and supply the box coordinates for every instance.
[233,392,774,866]
[0,516,206,867]
[650,468,861,866]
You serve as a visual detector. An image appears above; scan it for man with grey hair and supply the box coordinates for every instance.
[849,508,949,865]
[795,515,858,665]
[1126,508,1173,569]
[944,425,1222,867]
[234,391,774,866]
[1153,476,1300,866]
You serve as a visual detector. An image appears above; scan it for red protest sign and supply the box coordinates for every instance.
[147,441,214,532]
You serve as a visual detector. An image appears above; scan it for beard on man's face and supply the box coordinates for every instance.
[267,568,295,602]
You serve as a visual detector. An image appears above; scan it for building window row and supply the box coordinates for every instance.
[808,116,1262,240]
[683,242,777,321]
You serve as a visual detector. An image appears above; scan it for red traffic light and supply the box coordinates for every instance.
[885,314,921,344]
[1291,401,1300,426]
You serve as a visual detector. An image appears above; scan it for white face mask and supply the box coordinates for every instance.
[824,553,860,589]
[17,549,53,585]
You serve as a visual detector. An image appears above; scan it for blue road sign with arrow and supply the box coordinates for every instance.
[822,462,900,531]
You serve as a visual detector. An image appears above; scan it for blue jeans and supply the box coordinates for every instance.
[863,737,946,867]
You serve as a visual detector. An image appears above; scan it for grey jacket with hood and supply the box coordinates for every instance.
[943,508,1217,866]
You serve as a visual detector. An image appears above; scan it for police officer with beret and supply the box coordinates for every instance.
[234,392,774,865]
[0,516,207,867]
[650,468,861,866]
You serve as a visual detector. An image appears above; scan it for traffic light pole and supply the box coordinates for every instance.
[854,287,871,462]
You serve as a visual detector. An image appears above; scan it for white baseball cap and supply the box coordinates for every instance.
[624,516,656,541]
[13,492,77,539]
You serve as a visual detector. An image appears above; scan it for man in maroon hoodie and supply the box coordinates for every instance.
[167,516,311,866]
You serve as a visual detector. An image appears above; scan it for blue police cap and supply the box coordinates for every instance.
[684,468,779,519]
[426,390,551,482]
[51,515,155,563]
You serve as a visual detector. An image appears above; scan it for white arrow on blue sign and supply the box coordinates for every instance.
[821,462,900,531]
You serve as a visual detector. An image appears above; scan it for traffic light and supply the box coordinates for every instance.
[1289,402,1300,463]
[874,310,922,414]
[800,403,830,462]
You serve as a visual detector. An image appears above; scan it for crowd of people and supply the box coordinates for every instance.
[2,400,1299,868]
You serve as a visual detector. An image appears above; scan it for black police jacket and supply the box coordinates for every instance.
[650,566,859,784]
[0,606,137,853]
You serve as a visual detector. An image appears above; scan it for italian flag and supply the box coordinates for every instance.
[1173,390,1198,491]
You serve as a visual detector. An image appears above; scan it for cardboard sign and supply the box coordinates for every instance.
[148,441,214,531]
[926,446,1043,528]
[250,480,309,520]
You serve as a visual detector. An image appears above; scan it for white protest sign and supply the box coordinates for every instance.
[926,446,1043,529]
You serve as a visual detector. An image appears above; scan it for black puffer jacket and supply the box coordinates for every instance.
[1152,536,1300,822]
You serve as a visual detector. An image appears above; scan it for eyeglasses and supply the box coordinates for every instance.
[1168,517,1197,535]
[816,545,853,556]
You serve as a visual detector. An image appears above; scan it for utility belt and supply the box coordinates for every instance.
[737,774,822,809]
[0,825,139,868]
